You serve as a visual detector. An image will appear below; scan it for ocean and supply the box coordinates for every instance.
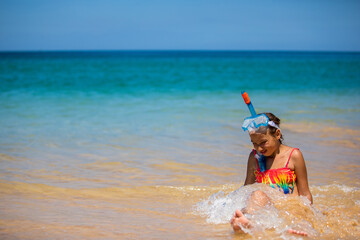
[0,51,359,239]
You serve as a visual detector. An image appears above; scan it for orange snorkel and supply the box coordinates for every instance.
[241,91,257,117]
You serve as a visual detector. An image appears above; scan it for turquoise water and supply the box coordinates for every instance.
[0,51,359,239]
[1,50,359,184]
[1,51,360,162]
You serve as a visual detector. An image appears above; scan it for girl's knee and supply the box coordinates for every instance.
[251,190,268,199]
[244,190,272,213]
[250,190,271,205]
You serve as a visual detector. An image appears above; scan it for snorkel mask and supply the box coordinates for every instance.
[241,91,279,133]
[241,91,280,172]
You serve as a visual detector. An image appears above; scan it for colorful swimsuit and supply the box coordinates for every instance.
[253,148,298,194]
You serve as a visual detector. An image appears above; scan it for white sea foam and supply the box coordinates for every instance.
[195,184,283,229]
[195,183,321,237]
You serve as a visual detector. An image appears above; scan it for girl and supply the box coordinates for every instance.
[230,112,312,236]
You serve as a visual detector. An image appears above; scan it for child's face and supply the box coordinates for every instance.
[250,129,281,157]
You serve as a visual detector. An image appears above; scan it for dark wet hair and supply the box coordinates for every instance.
[262,112,284,143]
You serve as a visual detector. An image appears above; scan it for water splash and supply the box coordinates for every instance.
[195,183,320,237]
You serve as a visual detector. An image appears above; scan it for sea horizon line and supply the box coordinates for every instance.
[0,49,359,54]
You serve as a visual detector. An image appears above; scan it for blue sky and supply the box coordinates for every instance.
[0,0,359,51]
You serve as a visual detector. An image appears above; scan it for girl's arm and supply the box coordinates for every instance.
[244,152,257,185]
[292,150,313,204]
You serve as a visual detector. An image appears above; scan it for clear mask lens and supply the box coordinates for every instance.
[242,114,269,132]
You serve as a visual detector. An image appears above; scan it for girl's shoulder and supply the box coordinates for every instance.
[248,150,256,161]
[286,146,304,169]
[285,146,302,158]
[290,148,304,161]
[247,150,258,168]
[282,145,302,156]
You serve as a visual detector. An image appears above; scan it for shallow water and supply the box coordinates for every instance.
[0,51,359,239]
